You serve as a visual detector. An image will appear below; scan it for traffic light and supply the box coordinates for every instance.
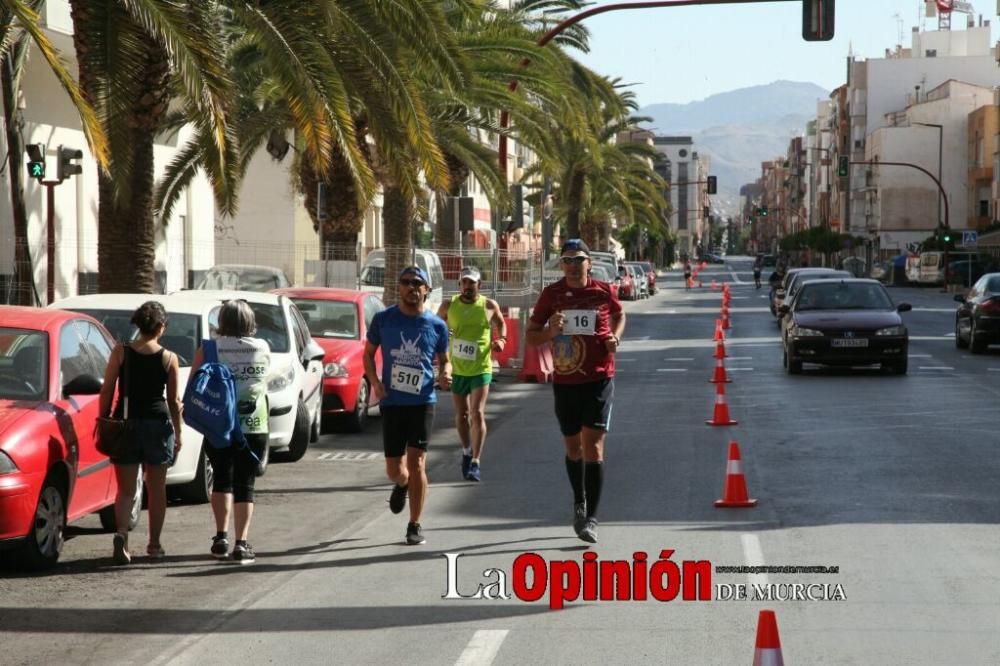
[942,231,951,243]
[802,0,835,42]
[26,143,45,181]
[56,145,83,181]
[837,155,849,178]
[703,205,710,218]
[508,184,525,232]
[706,175,717,195]
[760,206,769,217]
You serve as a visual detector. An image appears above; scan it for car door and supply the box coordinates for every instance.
[289,304,322,420]
[56,320,115,518]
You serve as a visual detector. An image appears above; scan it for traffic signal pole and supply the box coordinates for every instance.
[46,183,56,304]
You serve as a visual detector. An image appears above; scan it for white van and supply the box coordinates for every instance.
[360,249,445,309]
[918,251,946,285]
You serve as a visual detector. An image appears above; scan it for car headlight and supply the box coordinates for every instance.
[267,364,295,392]
[790,325,823,337]
[324,362,349,378]
[0,451,18,474]
[875,326,906,336]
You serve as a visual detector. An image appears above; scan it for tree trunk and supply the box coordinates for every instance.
[579,214,600,250]
[300,142,366,261]
[564,169,586,239]
[381,186,413,307]
[435,153,469,249]
[70,2,170,294]
[2,47,34,305]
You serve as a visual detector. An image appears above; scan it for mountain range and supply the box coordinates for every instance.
[638,80,831,215]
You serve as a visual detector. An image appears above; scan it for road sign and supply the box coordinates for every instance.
[962,231,978,247]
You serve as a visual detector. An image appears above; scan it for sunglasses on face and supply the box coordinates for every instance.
[399,279,425,288]
[560,256,587,265]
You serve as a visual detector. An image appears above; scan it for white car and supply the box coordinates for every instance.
[52,291,324,480]
[185,291,324,466]
[195,264,292,291]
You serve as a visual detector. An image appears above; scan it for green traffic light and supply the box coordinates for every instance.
[28,161,44,178]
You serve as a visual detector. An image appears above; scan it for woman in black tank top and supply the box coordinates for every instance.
[99,301,183,565]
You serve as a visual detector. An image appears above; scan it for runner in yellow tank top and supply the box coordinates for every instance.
[436,266,508,482]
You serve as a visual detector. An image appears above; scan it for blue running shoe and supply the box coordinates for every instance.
[467,461,481,482]
[461,453,472,479]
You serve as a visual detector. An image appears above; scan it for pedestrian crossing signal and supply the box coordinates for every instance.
[706,175,717,195]
[28,161,45,179]
[837,155,849,178]
[802,0,835,42]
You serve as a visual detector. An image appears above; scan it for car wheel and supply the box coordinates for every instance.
[275,398,310,463]
[98,469,142,532]
[309,407,320,443]
[970,318,987,354]
[955,318,968,349]
[784,348,802,374]
[17,477,66,569]
[343,380,370,433]
[178,446,213,504]
[894,357,908,375]
[255,439,271,477]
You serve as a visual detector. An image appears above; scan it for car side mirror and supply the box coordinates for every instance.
[778,304,790,315]
[897,303,912,313]
[305,340,325,362]
[953,294,966,303]
[63,373,103,397]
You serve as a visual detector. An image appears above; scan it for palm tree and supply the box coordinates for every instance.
[67,0,232,293]
[1,0,108,304]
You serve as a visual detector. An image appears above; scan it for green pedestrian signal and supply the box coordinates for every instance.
[28,161,45,179]
[837,156,849,178]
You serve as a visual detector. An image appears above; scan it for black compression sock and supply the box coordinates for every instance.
[584,461,604,518]
[565,457,585,504]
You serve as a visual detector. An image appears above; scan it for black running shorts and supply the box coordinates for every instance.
[380,404,435,458]
[552,378,614,436]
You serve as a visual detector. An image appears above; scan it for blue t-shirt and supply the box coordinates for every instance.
[367,306,449,406]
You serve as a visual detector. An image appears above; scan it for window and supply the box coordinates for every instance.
[979,200,989,218]
[363,297,385,330]
[59,321,101,388]
[0,329,47,400]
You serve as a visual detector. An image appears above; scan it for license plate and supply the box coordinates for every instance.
[831,338,868,348]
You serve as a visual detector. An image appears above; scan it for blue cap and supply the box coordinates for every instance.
[560,238,590,256]
[399,265,431,287]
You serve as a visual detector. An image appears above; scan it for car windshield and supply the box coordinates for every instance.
[985,276,1000,293]
[72,309,200,366]
[291,298,359,340]
[361,265,384,287]
[0,329,48,400]
[795,282,894,311]
[209,303,289,353]
[199,269,286,291]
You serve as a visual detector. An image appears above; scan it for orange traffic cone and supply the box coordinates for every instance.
[713,320,725,342]
[714,441,756,506]
[709,356,731,383]
[751,610,783,665]
[714,340,728,360]
[706,383,738,426]
[721,309,732,331]
[710,278,718,291]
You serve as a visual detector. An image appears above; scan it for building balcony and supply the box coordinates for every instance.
[969,166,993,183]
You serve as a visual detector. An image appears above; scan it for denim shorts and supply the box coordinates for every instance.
[113,418,176,466]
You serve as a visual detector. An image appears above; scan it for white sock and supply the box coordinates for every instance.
[463,447,472,456]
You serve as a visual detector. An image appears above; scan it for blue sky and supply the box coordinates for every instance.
[570,0,996,106]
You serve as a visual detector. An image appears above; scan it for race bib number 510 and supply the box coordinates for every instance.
[562,309,597,336]
[390,364,423,395]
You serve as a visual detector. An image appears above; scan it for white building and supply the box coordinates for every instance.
[844,22,999,246]
[653,136,708,258]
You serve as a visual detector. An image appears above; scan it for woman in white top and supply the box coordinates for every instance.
[188,300,270,564]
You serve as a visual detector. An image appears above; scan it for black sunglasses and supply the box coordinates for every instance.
[399,278,425,287]
[560,256,587,265]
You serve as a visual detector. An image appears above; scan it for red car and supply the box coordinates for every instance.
[0,306,136,569]
[637,261,657,294]
[274,288,384,432]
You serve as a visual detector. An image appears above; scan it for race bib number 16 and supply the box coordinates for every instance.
[562,309,597,336]
[390,364,423,395]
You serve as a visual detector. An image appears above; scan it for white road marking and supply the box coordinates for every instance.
[656,368,687,372]
[455,630,509,666]
[914,307,959,312]
[908,354,932,358]
[988,368,1000,372]
[616,358,636,362]
[741,534,769,587]
[918,367,954,371]
[727,356,753,361]
[727,367,755,372]
[663,357,695,361]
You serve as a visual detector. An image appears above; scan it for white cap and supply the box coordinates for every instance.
[460,266,481,282]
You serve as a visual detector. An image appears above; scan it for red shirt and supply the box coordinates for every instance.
[530,277,622,384]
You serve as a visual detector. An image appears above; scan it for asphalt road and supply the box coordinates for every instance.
[2,256,998,665]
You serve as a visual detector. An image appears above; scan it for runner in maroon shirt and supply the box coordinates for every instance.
[526,239,626,543]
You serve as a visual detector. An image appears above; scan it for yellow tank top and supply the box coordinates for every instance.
[446,294,492,376]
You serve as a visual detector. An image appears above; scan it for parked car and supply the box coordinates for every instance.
[0,306,140,569]
[636,261,657,294]
[953,272,1000,353]
[195,264,291,291]
[626,263,648,299]
[360,249,445,310]
[946,258,993,288]
[704,253,725,264]
[51,293,215,495]
[771,267,845,320]
[761,254,777,267]
[275,288,385,432]
[588,264,620,298]
[781,279,911,375]
[618,266,637,301]
[840,256,867,278]
[869,261,891,283]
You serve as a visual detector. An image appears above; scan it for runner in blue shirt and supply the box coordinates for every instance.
[364,265,451,545]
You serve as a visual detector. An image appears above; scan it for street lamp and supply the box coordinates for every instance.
[912,122,944,228]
